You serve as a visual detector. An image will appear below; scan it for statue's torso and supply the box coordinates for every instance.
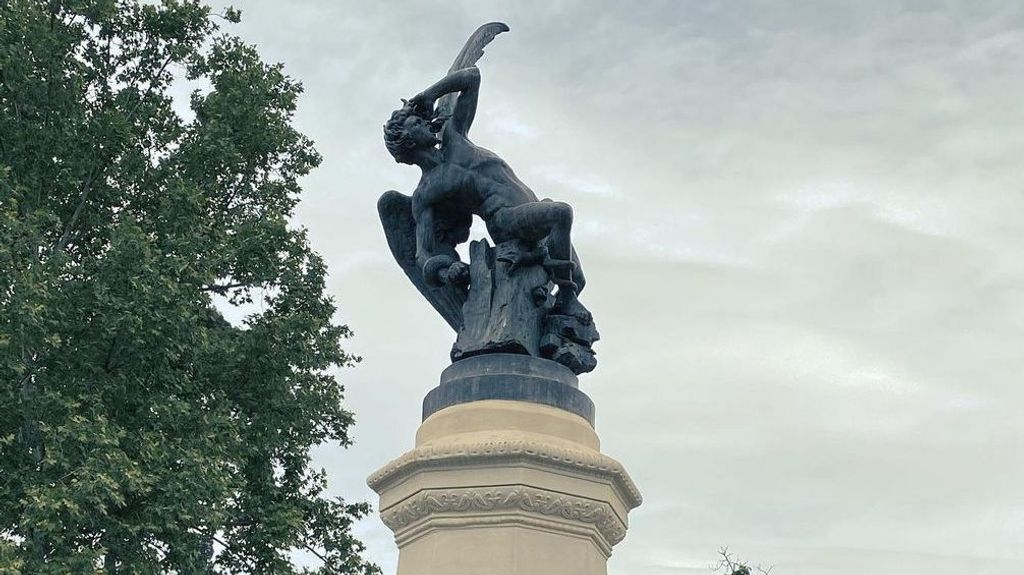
[413,132,538,221]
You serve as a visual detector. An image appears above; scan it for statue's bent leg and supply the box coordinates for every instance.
[491,201,574,265]
[493,201,589,290]
[570,245,586,293]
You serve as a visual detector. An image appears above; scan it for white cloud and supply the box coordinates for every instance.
[534,163,618,197]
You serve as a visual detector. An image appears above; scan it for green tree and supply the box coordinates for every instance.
[0,1,378,573]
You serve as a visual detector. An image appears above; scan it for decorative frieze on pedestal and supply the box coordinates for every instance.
[379,485,627,553]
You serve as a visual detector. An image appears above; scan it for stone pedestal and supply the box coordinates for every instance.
[368,355,641,575]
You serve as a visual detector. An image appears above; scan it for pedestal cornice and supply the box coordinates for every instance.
[367,434,643,510]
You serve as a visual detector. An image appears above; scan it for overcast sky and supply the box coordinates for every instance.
[220,2,1023,573]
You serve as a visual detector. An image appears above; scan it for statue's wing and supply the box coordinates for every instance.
[435,22,509,121]
[377,190,466,331]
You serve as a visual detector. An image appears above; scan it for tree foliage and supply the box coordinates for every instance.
[0,1,377,573]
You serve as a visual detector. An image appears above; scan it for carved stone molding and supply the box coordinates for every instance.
[381,485,627,549]
[367,436,643,509]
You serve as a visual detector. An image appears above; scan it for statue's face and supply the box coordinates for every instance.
[402,114,438,150]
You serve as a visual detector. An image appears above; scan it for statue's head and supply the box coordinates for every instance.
[383,102,437,165]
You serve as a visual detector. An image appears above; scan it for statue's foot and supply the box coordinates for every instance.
[552,281,592,325]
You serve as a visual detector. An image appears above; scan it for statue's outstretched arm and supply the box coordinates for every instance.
[412,67,481,136]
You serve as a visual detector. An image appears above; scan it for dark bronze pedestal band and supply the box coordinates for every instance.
[422,353,595,426]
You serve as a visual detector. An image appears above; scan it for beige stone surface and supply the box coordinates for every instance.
[368,400,641,575]
[396,524,607,575]
[415,400,600,449]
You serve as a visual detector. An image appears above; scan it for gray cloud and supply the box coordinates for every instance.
[223,1,1024,573]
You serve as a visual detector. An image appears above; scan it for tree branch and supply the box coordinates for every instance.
[206,532,257,572]
[301,542,330,566]
[53,166,100,254]
[711,547,773,575]
[201,282,248,294]
[52,51,177,256]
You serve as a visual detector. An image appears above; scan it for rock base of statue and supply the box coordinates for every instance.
[367,355,641,575]
[451,239,599,374]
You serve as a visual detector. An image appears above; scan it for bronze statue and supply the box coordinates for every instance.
[379,23,599,374]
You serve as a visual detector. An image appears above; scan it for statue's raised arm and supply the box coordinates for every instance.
[408,66,480,138]
[377,22,600,375]
[433,22,509,134]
